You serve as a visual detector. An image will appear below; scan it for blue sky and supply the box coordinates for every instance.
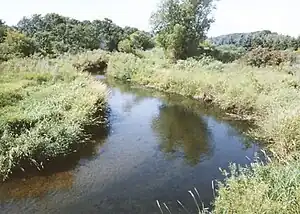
[0,0,299,37]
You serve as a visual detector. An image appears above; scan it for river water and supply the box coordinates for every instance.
[0,79,260,214]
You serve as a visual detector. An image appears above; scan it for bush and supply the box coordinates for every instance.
[242,47,296,67]
[214,45,247,62]
[0,29,37,61]
[72,50,110,74]
[118,38,134,53]
[118,31,154,54]
[197,43,246,63]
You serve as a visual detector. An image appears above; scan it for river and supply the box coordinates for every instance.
[0,78,260,214]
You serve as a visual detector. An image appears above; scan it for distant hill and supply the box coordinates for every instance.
[209,30,299,50]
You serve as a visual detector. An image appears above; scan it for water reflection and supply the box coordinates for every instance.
[152,104,213,166]
[0,106,111,201]
[0,171,73,200]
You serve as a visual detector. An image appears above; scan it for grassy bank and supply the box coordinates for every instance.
[103,48,300,213]
[0,54,107,180]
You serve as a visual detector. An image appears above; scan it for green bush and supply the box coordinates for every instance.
[242,47,296,67]
[0,29,37,61]
[197,43,246,63]
[118,31,154,54]
[118,38,134,53]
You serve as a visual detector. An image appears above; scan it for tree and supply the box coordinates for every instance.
[0,19,7,43]
[150,0,216,60]
[0,29,36,61]
[210,30,299,51]
[118,31,154,53]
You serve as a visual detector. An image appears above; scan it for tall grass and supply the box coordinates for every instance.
[0,54,108,180]
[214,160,300,214]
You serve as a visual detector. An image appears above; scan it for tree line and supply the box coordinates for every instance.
[1,0,299,62]
[0,13,154,61]
[209,30,300,51]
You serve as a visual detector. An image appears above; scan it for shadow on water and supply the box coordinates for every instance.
[152,104,214,166]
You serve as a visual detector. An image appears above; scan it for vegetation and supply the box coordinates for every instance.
[0,29,37,61]
[210,30,300,51]
[0,52,108,180]
[214,161,300,214]
[118,31,154,53]
[0,13,153,60]
[242,47,296,67]
[1,0,300,212]
[150,0,216,60]
[105,48,300,213]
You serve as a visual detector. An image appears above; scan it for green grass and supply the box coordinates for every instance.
[102,48,300,213]
[214,160,300,214]
[0,54,107,180]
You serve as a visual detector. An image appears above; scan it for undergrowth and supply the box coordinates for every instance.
[215,160,300,214]
[0,54,108,180]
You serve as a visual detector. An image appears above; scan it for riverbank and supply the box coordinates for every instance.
[0,55,108,180]
[104,49,300,213]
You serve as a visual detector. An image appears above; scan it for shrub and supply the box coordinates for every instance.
[242,47,296,67]
[197,43,246,63]
[0,29,37,61]
[72,51,110,74]
[118,38,134,53]
[118,31,154,54]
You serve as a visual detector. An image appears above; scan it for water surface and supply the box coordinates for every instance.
[0,79,260,214]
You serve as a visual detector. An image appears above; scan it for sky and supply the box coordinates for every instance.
[0,0,299,37]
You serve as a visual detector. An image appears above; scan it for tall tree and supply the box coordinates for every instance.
[0,19,7,43]
[150,0,216,60]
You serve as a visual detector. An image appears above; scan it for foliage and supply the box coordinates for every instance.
[210,30,299,51]
[198,42,247,63]
[214,161,300,214]
[72,50,110,73]
[242,47,296,67]
[151,0,216,60]
[0,54,107,180]
[0,29,37,61]
[0,19,7,43]
[13,13,153,56]
[118,38,134,53]
[118,31,154,54]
